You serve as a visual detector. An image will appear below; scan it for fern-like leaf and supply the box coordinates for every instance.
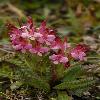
[63,64,84,81]
[14,67,50,92]
[57,91,72,100]
[54,78,95,90]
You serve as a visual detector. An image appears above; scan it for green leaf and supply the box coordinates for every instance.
[56,64,65,79]
[73,87,90,97]
[82,0,91,6]
[54,78,95,90]
[28,77,50,92]
[0,65,13,79]
[63,65,83,81]
[57,91,72,100]
[10,81,22,90]
[15,67,50,92]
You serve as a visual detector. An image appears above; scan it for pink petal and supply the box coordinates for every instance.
[60,57,68,63]
[78,52,86,61]
[37,52,42,56]
[34,32,43,38]
[21,32,29,38]
[41,47,49,53]
[47,35,55,42]
[49,54,57,60]
[53,61,59,64]
[25,44,32,49]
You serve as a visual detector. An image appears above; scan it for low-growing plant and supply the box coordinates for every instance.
[0,17,96,100]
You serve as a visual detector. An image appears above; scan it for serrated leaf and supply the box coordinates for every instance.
[0,66,13,78]
[15,67,50,92]
[54,78,95,90]
[73,87,90,97]
[63,65,83,81]
[28,77,50,92]
[57,91,72,100]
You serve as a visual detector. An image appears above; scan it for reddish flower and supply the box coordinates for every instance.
[51,37,70,52]
[37,21,56,45]
[29,42,49,56]
[7,17,88,67]
[49,54,68,64]
[71,44,88,61]
[38,34,56,45]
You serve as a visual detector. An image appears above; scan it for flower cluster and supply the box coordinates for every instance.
[7,17,88,67]
[71,44,88,61]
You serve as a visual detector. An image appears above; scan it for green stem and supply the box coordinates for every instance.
[87,57,100,59]
[24,57,31,68]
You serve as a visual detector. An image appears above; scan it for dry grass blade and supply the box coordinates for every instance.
[7,3,25,18]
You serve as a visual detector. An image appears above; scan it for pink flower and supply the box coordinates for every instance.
[8,17,35,52]
[12,37,32,52]
[71,44,88,61]
[38,34,56,45]
[51,37,70,52]
[39,20,46,34]
[46,35,56,42]
[7,17,88,68]
[34,32,43,38]
[37,21,56,45]
[19,25,34,40]
[49,54,68,64]
[9,29,32,52]
[50,37,62,51]
[29,42,49,56]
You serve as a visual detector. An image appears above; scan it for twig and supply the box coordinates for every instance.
[0,48,14,53]
[37,91,44,100]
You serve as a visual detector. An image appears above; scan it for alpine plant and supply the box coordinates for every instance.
[7,17,88,67]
